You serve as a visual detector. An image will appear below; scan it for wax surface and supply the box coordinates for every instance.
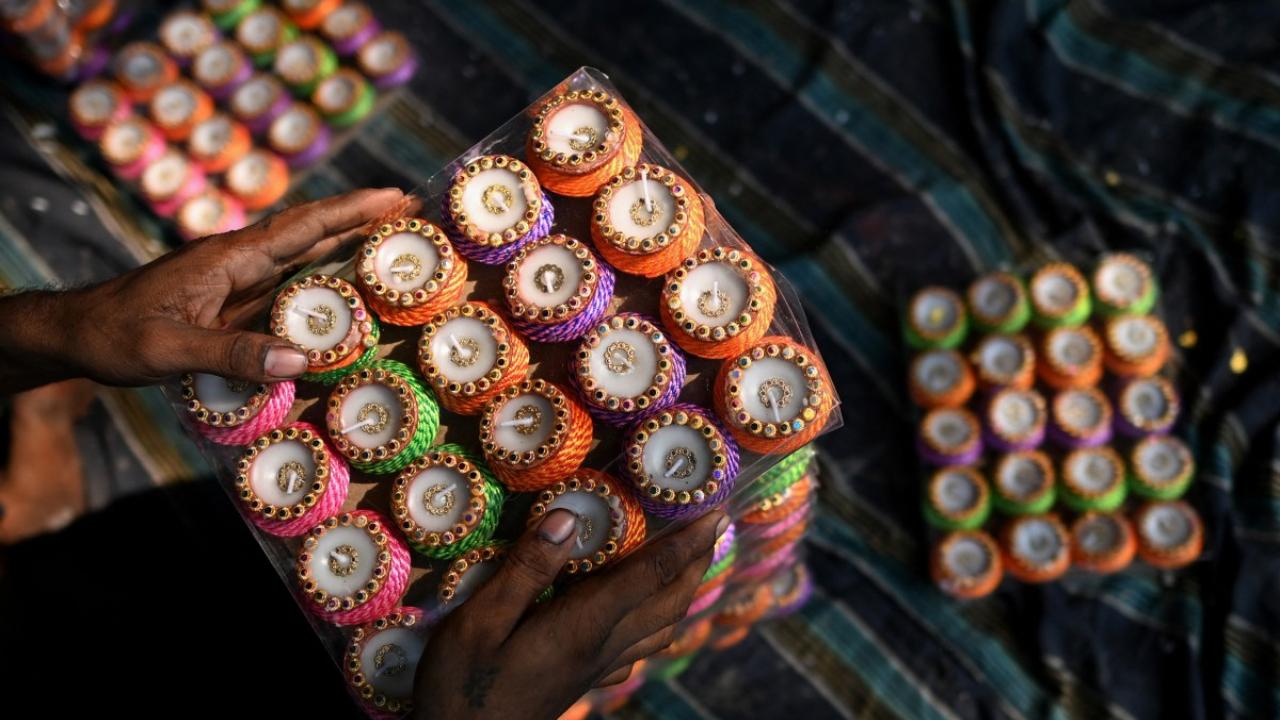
[587,327,658,399]
[972,276,1016,319]
[196,45,236,84]
[679,262,748,329]
[926,410,973,448]
[431,316,496,385]
[181,194,226,233]
[911,292,958,334]
[122,52,162,84]
[1058,390,1102,430]
[143,152,189,197]
[545,102,609,156]
[324,5,364,36]
[375,232,440,293]
[232,76,277,116]
[406,466,468,532]
[270,106,316,150]
[979,336,1024,377]
[1049,329,1093,366]
[935,470,977,513]
[738,358,807,424]
[1068,450,1118,493]
[461,168,527,234]
[547,490,615,559]
[516,244,582,309]
[641,424,713,492]
[1077,515,1120,554]
[914,351,961,394]
[492,393,553,454]
[1012,518,1062,564]
[154,85,197,126]
[362,35,401,74]
[239,11,281,49]
[992,391,1039,434]
[191,115,233,156]
[451,560,497,606]
[162,14,209,52]
[1136,438,1185,482]
[277,42,317,79]
[607,177,675,239]
[1113,316,1157,355]
[104,122,146,160]
[1143,505,1191,548]
[228,152,272,193]
[1098,262,1144,303]
[193,373,256,413]
[998,456,1045,498]
[72,85,114,123]
[359,627,425,701]
[249,439,316,506]
[310,524,379,597]
[1124,380,1168,421]
[1032,273,1077,310]
[282,286,352,351]
[340,383,404,449]
[944,536,990,577]
[317,74,357,109]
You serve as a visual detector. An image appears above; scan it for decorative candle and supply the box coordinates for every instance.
[192,41,253,101]
[1102,314,1169,377]
[325,359,439,475]
[1128,435,1194,500]
[234,422,350,536]
[1069,512,1136,574]
[526,470,647,575]
[313,68,376,128]
[708,626,751,653]
[295,509,411,626]
[479,379,594,492]
[1114,376,1179,437]
[438,545,504,608]
[991,450,1056,515]
[907,349,974,409]
[1133,500,1202,569]
[660,246,777,360]
[713,584,773,629]
[417,302,529,415]
[158,10,218,66]
[236,7,298,67]
[714,336,836,456]
[357,217,468,326]
[622,404,739,520]
[230,72,292,132]
[502,233,614,342]
[187,112,252,173]
[113,42,178,102]
[1048,386,1113,448]
[658,619,713,660]
[966,271,1030,334]
[970,334,1035,391]
[283,0,342,30]
[443,155,554,266]
[1060,446,1127,512]
[738,473,812,527]
[203,0,263,30]
[916,407,982,466]
[180,373,294,445]
[1029,262,1091,328]
[999,513,1071,583]
[177,189,248,241]
[1037,325,1103,390]
[590,164,704,277]
[99,117,166,181]
[343,607,431,720]
[749,445,816,501]
[922,466,991,531]
[68,79,130,140]
[764,562,814,619]
[268,102,331,167]
[140,150,207,217]
[983,387,1046,452]
[903,287,968,350]
[930,529,1002,599]
[572,313,686,427]
[390,444,504,560]
[148,80,214,141]
[225,149,290,211]
[321,2,380,56]
[526,88,643,197]
[269,274,379,381]
[275,35,337,96]
[1093,252,1156,317]
[70,0,115,32]
[357,30,417,89]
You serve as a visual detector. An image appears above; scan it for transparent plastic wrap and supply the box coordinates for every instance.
[164,67,840,717]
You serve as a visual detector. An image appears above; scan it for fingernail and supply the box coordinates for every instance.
[265,346,307,378]
[715,513,730,539]
[538,509,577,545]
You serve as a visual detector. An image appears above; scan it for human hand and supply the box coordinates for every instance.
[414,508,728,720]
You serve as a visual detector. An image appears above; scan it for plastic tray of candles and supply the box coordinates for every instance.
[164,67,841,717]
[902,250,1206,600]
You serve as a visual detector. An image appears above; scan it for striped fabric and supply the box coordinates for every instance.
[2,1,1279,717]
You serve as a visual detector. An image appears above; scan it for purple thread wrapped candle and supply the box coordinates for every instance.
[1114,376,1179,438]
[442,155,553,266]
[983,388,1046,453]
[570,313,686,427]
[322,3,382,56]
[1048,386,1113,448]
[502,233,616,343]
[918,407,983,466]
[623,403,740,520]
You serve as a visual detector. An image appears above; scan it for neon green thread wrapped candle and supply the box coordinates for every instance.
[1092,253,1157,317]
[1059,447,1127,512]
[204,0,263,30]
[991,450,1056,515]
[904,287,968,350]
[325,359,439,475]
[751,445,816,499]
[391,443,504,560]
[922,466,991,531]
[1028,263,1091,328]
[967,271,1031,334]
[313,68,376,128]
[1128,435,1194,500]
[275,35,338,96]
[235,7,299,67]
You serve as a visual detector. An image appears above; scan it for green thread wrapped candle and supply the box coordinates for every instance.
[967,271,1031,334]
[1128,435,1194,500]
[1060,447,1127,512]
[904,287,968,350]
[314,69,376,128]
[1029,263,1091,328]
[922,466,991,531]
[1092,253,1157,316]
[206,0,263,30]
[991,450,1056,515]
[301,317,381,385]
[392,443,505,560]
[325,359,439,475]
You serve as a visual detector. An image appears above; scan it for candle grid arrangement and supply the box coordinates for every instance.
[64,0,414,242]
[903,253,1204,600]
[168,68,840,718]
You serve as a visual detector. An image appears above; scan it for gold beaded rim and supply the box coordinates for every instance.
[592,164,697,254]
[1051,386,1112,439]
[445,154,543,248]
[907,287,965,341]
[236,7,292,55]
[418,303,513,398]
[479,379,573,467]
[575,314,677,413]
[503,234,600,325]
[919,407,981,456]
[1118,376,1179,431]
[179,373,270,427]
[269,274,376,366]
[391,450,489,549]
[528,89,626,173]
[345,608,424,712]
[1134,500,1202,555]
[1104,314,1167,363]
[231,73,284,119]
[140,150,195,202]
[528,473,627,574]
[195,42,248,87]
[993,450,1054,504]
[323,3,372,42]
[69,80,124,128]
[234,426,331,520]
[1062,447,1124,499]
[1130,435,1193,491]
[908,349,967,399]
[625,407,729,507]
[1093,253,1153,309]
[160,11,217,58]
[296,512,393,611]
[1005,513,1070,569]
[986,388,1046,444]
[723,340,830,439]
[967,271,1026,327]
[1043,325,1101,377]
[934,530,999,586]
[149,80,204,131]
[326,367,421,464]
[971,334,1034,386]
[926,466,988,522]
[438,545,504,603]
[358,217,456,307]
[358,31,410,77]
[1070,512,1129,561]
[665,246,771,343]
[1029,262,1088,319]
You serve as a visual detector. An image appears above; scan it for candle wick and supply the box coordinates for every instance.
[542,270,556,294]
[391,263,416,274]
[767,387,783,424]
[500,417,535,428]
[435,483,456,506]
[340,418,376,434]
[330,550,350,565]
[709,281,721,311]
[286,471,299,494]
[449,334,470,358]
[639,167,654,212]
[612,352,632,371]
[291,306,328,321]
[664,456,687,479]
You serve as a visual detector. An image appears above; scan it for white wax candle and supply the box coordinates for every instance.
[277,41,317,80]
[607,174,675,238]
[103,121,147,163]
[546,490,616,560]
[450,559,498,606]
[515,243,581,308]
[406,466,467,533]
[153,84,197,127]
[971,276,1017,319]
[1012,518,1062,564]
[911,291,959,335]
[228,152,272,194]
[1142,505,1191,548]
[358,627,424,699]
[361,34,403,75]
[492,393,554,454]
[978,336,1024,377]
[282,286,352,351]
[738,358,807,424]
[1124,380,1168,421]
[460,167,528,234]
[679,262,748,328]
[122,51,163,85]
[1058,390,1103,430]
[339,383,403,449]
[1112,316,1157,356]
[1067,450,1117,493]
[1076,515,1119,555]
[641,425,713,492]
[192,373,256,413]
[1097,261,1144,303]
[943,536,990,578]
[190,115,233,157]
[1032,272,1078,311]
[142,152,190,199]
[181,193,227,235]
[196,44,238,86]
[309,524,378,597]
[374,231,441,293]
[71,85,115,125]
[249,439,316,505]
[161,13,211,55]
[998,456,1045,498]
[935,470,977,513]
[270,105,317,153]
[1136,438,1185,483]
[430,316,496,385]
[992,391,1039,435]
[324,5,365,38]
[316,73,357,110]
[238,11,282,51]
[1049,329,1093,366]
[926,410,973,449]
[232,75,278,118]
[913,351,961,394]
[544,102,609,155]
[586,327,659,399]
